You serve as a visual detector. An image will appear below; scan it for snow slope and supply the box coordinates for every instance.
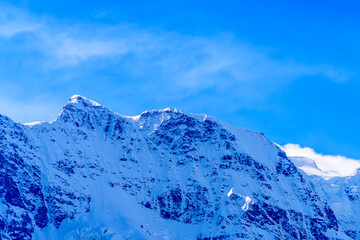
[0,95,354,239]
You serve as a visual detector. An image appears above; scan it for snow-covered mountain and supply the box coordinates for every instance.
[309,170,360,240]
[0,95,356,239]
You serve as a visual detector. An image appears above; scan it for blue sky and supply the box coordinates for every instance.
[0,1,359,159]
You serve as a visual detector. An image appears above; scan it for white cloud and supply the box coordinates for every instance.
[281,143,360,179]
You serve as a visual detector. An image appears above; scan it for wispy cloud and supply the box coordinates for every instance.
[0,4,350,122]
[0,4,348,79]
[281,143,360,179]
[0,5,41,38]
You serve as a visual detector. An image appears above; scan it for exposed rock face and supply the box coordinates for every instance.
[0,95,352,239]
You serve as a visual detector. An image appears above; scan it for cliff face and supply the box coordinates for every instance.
[0,95,351,239]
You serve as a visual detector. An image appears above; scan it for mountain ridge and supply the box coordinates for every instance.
[0,95,356,239]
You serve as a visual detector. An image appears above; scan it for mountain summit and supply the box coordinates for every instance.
[0,96,356,239]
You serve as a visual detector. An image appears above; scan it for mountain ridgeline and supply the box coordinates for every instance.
[0,95,357,239]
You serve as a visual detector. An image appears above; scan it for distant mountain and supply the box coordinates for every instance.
[0,95,356,239]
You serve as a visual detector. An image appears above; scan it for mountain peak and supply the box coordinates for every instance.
[139,107,184,116]
[55,95,106,123]
[67,95,101,107]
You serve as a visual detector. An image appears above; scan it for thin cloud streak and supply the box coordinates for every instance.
[0,5,41,38]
